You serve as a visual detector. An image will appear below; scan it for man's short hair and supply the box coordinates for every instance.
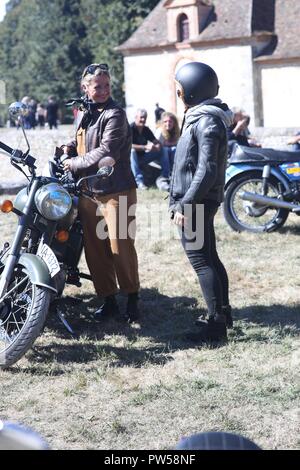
[136,108,147,118]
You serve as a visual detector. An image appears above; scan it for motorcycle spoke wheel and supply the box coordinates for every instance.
[0,274,31,349]
[224,172,289,232]
[0,266,51,369]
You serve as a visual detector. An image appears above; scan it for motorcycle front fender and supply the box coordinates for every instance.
[17,253,57,294]
[225,164,290,191]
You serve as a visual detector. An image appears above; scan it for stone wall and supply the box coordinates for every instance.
[124,43,254,130]
[252,127,300,150]
[260,64,300,127]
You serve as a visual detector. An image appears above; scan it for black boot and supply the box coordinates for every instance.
[95,295,119,319]
[202,314,227,342]
[124,292,139,323]
[223,305,233,328]
[190,314,227,342]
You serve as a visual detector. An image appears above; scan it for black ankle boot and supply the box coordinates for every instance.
[204,315,227,341]
[124,292,139,323]
[222,305,233,328]
[95,295,119,319]
[189,314,227,342]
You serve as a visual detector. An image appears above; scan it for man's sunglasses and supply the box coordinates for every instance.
[83,63,109,77]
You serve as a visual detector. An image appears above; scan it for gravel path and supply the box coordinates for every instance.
[0,125,74,192]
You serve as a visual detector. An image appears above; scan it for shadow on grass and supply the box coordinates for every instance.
[229,304,300,343]
[27,289,299,369]
[232,304,300,329]
[277,223,300,235]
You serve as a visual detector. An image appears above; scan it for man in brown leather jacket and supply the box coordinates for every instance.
[170,62,234,341]
[63,63,139,322]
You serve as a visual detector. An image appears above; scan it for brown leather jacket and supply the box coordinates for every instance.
[67,97,136,195]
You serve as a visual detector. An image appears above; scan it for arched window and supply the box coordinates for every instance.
[178,13,189,42]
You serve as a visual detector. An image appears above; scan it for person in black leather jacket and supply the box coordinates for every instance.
[169,62,234,341]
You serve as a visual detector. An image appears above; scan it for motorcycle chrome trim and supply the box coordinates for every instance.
[0,255,18,300]
[9,102,31,158]
[34,183,72,221]
[240,191,300,211]
[8,102,28,118]
[0,275,29,304]
[262,164,271,179]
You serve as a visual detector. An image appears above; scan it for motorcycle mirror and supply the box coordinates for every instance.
[97,165,114,178]
[8,102,31,155]
[8,102,29,118]
[76,166,114,194]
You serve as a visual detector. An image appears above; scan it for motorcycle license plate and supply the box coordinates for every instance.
[37,243,60,278]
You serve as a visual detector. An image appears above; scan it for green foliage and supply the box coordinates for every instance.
[0,0,160,121]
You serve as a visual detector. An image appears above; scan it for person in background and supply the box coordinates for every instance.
[130,108,169,190]
[154,102,165,124]
[170,62,234,342]
[46,95,59,130]
[62,63,140,322]
[28,98,37,129]
[227,108,261,154]
[287,132,300,151]
[156,111,180,177]
[36,103,46,128]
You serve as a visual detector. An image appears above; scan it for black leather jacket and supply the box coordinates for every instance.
[169,103,231,213]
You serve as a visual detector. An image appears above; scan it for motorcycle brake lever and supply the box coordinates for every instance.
[11,149,23,164]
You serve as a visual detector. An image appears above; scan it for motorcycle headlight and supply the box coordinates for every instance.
[34,183,72,221]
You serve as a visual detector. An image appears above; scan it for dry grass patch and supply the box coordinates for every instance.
[0,127,299,449]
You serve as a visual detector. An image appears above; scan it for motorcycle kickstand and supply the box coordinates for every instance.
[55,307,78,338]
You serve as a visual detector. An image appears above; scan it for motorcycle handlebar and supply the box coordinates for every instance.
[0,141,36,168]
[0,141,13,155]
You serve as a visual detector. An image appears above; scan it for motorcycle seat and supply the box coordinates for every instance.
[228,144,300,165]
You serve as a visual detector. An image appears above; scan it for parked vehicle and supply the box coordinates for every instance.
[0,102,113,368]
[224,143,300,232]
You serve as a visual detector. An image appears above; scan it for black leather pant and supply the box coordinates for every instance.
[180,200,229,317]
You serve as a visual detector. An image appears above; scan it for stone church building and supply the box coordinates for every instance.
[118,0,300,132]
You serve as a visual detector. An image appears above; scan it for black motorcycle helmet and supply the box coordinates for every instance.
[175,62,219,106]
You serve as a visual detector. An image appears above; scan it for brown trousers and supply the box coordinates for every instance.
[78,188,140,297]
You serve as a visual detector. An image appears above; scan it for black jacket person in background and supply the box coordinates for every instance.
[170,62,234,342]
[46,96,59,129]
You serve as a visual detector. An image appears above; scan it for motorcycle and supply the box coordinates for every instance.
[0,101,113,369]
[223,143,300,232]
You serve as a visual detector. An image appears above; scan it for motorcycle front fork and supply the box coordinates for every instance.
[261,164,271,195]
[0,180,39,303]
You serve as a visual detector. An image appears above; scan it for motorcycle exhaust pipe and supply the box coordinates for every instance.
[240,191,300,212]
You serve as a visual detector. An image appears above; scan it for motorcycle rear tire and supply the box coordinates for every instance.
[0,266,51,369]
[223,171,289,233]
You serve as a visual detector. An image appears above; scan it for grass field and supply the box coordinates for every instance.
[0,127,299,450]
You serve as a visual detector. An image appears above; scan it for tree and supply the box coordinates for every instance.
[0,0,91,102]
[0,0,160,121]
[82,0,160,104]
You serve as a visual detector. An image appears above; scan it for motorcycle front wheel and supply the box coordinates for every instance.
[223,171,289,233]
[0,265,51,369]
